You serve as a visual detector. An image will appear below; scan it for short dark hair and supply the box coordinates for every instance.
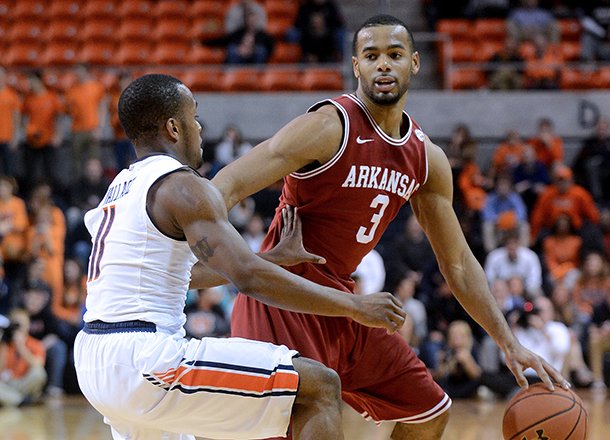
[118,74,185,142]
[352,14,414,55]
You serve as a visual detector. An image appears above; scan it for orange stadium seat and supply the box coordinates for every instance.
[116,41,154,65]
[558,19,581,41]
[269,42,302,63]
[267,16,294,39]
[8,22,45,42]
[117,18,156,42]
[190,16,225,41]
[436,19,472,40]
[43,69,78,93]
[450,40,477,62]
[0,21,8,41]
[472,19,506,42]
[265,0,298,20]
[118,0,153,18]
[48,0,82,20]
[222,69,263,92]
[187,45,226,64]
[261,69,303,91]
[594,67,610,89]
[560,41,581,61]
[42,41,80,66]
[152,41,191,65]
[191,0,229,18]
[301,69,344,91]
[475,40,503,62]
[47,19,80,43]
[81,18,117,42]
[449,68,485,90]
[10,0,46,20]
[80,41,116,65]
[153,0,189,19]
[5,42,42,67]
[0,0,12,21]
[560,68,598,90]
[154,18,191,42]
[82,0,118,19]
[182,68,225,92]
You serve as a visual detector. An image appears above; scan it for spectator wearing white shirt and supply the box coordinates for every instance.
[353,248,385,295]
[484,230,542,297]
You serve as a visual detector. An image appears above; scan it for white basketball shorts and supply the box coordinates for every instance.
[74,327,300,440]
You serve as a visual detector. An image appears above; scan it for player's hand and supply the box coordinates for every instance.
[263,205,326,266]
[351,292,406,334]
[502,342,570,392]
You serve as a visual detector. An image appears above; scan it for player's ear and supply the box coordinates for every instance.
[352,56,360,79]
[165,118,180,142]
[411,51,420,75]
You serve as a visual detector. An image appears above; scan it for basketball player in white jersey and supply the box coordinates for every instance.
[73,74,406,440]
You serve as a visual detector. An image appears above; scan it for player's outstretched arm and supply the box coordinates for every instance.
[410,138,569,391]
[159,171,405,332]
[212,105,343,210]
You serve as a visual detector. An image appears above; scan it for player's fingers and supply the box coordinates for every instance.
[542,358,570,390]
[508,361,529,389]
[303,251,326,264]
[532,359,554,391]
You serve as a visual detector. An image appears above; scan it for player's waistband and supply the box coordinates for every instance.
[83,320,156,334]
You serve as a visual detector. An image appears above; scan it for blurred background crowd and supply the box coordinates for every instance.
[1,0,610,409]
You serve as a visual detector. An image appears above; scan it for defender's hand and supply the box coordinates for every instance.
[351,292,406,334]
[263,205,326,266]
[503,343,570,391]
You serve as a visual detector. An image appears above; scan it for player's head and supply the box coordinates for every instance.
[119,74,203,168]
[352,14,419,105]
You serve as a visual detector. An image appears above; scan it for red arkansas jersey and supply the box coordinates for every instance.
[260,93,429,293]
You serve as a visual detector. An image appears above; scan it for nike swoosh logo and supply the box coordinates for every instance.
[356,136,374,144]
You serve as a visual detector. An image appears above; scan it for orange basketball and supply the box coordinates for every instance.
[502,383,588,440]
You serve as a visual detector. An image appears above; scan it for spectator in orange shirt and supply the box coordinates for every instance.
[542,214,582,289]
[21,72,64,193]
[0,68,22,177]
[491,130,527,178]
[0,176,28,305]
[25,183,66,301]
[0,309,47,406]
[523,33,562,89]
[573,251,610,319]
[109,73,135,173]
[528,118,564,169]
[53,258,85,334]
[458,143,490,213]
[65,64,106,180]
[530,165,600,244]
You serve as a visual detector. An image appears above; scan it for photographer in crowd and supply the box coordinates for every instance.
[0,309,46,406]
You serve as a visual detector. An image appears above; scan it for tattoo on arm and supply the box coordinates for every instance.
[190,237,215,262]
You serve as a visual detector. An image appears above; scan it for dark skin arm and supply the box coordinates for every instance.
[410,137,569,390]
[150,170,405,332]
[189,205,326,289]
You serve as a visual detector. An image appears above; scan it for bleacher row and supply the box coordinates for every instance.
[0,0,345,92]
[436,18,610,90]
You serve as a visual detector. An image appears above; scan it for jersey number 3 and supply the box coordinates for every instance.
[356,194,389,244]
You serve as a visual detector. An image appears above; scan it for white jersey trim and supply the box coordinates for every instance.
[289,99,350,180]
[345,94,412,146]
[359,393,452,425]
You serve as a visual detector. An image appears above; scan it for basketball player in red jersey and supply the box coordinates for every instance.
[212,15,569,439]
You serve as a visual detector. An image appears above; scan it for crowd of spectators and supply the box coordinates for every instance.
[429,0,610,90]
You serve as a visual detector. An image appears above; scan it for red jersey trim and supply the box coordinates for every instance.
[290,99,350,179]
[345,94,412,146]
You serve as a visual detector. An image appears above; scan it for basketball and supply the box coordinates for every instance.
[502,383,588,440]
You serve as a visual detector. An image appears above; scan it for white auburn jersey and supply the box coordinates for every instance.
[83,155,197,334]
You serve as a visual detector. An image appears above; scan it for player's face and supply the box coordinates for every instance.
[177,86,203,169]
[352,25,419,106]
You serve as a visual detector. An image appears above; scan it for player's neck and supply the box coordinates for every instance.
[355,90,408,138]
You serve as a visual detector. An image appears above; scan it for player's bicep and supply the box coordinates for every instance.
[212,109,342,208]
